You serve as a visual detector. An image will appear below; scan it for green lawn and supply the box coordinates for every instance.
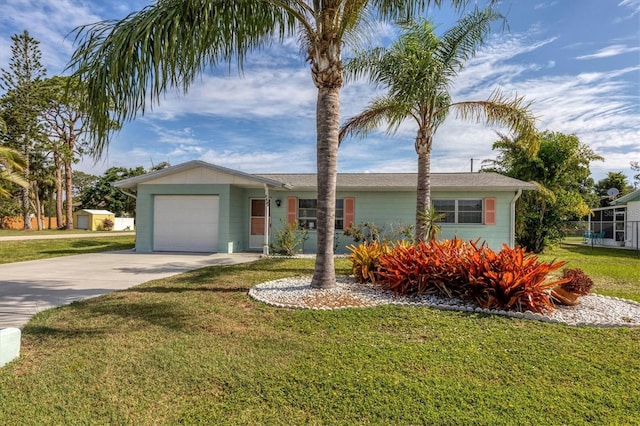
[1,251,638,425]
[540,241,640,302]
[0,229,132,236]
[0,235,135,264]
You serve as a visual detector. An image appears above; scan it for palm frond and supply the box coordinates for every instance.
[68,0,297,157]
[339,95,410,142]
[436,7,501,82]
[447,89,537,138]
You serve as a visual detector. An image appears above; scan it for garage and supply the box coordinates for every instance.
[153,195,219,252]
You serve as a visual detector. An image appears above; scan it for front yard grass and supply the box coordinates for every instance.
[0,235,135,264]
[540,242,640,302]
[1,256,638,425]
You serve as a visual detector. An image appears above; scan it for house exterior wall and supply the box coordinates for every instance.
[267,189,518,253]
[133,183,519,254]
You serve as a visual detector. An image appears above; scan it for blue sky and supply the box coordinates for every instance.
[1,0,638,183]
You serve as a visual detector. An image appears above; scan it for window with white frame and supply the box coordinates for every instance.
[298,199,344,230]
[433,199,483,224]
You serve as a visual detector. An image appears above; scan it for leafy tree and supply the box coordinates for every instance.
[68,0,477,288]
[339,15,535,241]
[631,161,640,188]
[40,76,114,229]
[79,166,146,216]
[490,131,603,252]
[594,171,632,206]
[0,30,47,229]
[72,170,98,198]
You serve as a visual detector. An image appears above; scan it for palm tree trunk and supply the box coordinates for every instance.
[415,134,432,242]
[311,86,339,289]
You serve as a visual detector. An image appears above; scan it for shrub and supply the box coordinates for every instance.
[560,268,593,296]
[376,239,471,298]
[369,239,570,314]
[346,241,390,283]
[461,245,569,313]
[343,222,381,244]
[102,218,114,231]
[270,220,308,256]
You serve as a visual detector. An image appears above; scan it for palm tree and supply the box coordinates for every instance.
[68,0,475,288]
[339,11,536,241]
[0,145,28,199]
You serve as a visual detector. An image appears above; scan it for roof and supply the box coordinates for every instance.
[113,160,291,190]
[78,209,113,215]
[257,172,537,192]
[112,160,537,192]
[610,188,640,205]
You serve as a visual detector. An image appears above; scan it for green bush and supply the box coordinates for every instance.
[270,220,308,256]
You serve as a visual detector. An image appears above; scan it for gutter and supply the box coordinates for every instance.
[510,189,522,247]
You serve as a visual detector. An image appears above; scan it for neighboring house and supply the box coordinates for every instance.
[113,160,537,254]
[73,209,115,231]
[589,188,640,249]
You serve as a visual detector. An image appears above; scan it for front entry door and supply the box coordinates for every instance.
[249,198,266,249]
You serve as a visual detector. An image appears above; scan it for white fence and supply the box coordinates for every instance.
[114,217,135,231]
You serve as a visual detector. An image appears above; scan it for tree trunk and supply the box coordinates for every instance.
[311,86,340,289]
[64,161,74,230]
[415,133,432,242]
[21,149,31,230]
[31,181,43,230]
[54,152,63,228]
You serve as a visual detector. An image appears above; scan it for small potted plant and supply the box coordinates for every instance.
[551,268,594,306]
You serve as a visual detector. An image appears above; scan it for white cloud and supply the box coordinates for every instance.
[576,44,640,60]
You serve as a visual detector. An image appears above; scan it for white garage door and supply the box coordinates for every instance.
[153,195,219,252]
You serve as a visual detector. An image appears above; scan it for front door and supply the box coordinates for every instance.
[249,198,266,249]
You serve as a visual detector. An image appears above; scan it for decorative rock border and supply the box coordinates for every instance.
[248,276,640,328]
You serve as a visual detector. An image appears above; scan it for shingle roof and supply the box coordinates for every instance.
[112,160,536,192]
[257,172,537,191]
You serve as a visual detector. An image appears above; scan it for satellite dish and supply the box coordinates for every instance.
[607,188,620,197]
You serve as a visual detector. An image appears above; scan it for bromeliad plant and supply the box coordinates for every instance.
[461,244,570,313]
[347,240,392,283]
[376,239,470,298]
[349,238,572,314]
[550,268,594,306]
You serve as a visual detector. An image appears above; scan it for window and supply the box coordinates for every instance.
[298,199,344,230]
[433,199,482,224]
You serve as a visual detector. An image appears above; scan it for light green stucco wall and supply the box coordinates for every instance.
[268,189,519,253]
[135,184,519,253]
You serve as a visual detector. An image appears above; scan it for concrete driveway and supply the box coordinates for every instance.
[0,250,260,329]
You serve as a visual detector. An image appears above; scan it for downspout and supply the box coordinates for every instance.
[263,184,270,256]
[510,189,522,247]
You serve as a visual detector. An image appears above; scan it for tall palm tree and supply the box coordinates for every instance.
[68,0,475,288]
[339,11,536,241]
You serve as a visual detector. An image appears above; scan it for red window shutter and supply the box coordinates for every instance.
[287,197,298,225]
[484,197,496,226]
[344,197,355,228]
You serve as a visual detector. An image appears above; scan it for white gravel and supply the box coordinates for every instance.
[248,276,640,327]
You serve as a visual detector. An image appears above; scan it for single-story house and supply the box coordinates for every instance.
[73,209,115,231]
[113,160,537,254]
[588,188,640,249]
